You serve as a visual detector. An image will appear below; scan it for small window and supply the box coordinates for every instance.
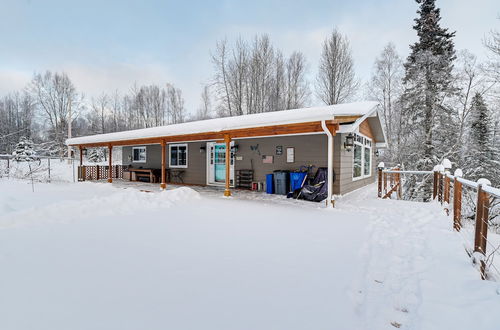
[132,146,146,163]
[169,144,188,168]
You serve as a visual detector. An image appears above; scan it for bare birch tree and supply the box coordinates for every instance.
[285,51,310,109]
[166,83,185,124]
[27,71,81,156]
[367,43,404,161]
[316,29,359,105]
[196,85,212,120]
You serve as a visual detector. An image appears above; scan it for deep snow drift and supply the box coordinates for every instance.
[0,179,499,330]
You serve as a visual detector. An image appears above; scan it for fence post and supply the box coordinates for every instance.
[383,170,387,196]
[444,173,450,204]
[396,166,402,199]
[474,181,490,280]
[96,165,100,180]
[453,170,463,231]
[443,172,450,214]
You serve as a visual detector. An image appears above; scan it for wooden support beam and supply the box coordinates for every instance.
[107,145,113,183]
[224,134,231,197]
[160,140,166,189]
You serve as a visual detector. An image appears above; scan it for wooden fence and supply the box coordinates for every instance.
[378,164,500,281]
[78,165,126,181]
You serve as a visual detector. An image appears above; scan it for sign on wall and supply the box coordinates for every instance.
[262,155,274,164]
[286,147,295,163]
[276,145,283,155]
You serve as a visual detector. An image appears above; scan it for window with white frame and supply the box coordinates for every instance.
[132,146,146,163]
[352,134,372,180]
[169,144,188,168]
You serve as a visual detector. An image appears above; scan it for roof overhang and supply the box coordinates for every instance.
[337,104,387,147]
[66,101,381,148]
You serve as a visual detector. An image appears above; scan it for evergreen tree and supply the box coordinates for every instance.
[400,0,457,200]
[12,136,38,162]
[464,93,500,185]
[401,0,457,168]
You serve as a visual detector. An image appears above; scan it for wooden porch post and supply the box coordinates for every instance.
[224,134,231,197]
[78,146,84,181]
[107,145,113,183]
[160,140,166,189]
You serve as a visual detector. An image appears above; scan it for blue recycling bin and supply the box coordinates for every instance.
[266,174,274,194]
[290,172,308,192]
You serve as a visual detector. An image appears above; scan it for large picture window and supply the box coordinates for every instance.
[352,134,372,180]
[169,144,188,168]
[132,146,146,163]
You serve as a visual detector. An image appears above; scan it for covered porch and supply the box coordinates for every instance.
[67,102,384,207]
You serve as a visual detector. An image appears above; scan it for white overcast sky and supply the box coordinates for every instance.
[0,0,498,115]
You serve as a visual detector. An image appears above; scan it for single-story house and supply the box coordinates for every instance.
[66,101,386,207]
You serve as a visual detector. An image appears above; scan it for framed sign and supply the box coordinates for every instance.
[262,155,274,164]
[276,145,283,155]
[286,147,295,163]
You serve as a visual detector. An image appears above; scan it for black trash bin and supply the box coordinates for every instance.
[273,170,290,195]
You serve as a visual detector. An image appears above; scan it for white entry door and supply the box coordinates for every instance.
[206,142,235,186]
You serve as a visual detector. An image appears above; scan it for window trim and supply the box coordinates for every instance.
[169,143,188,168]
[132,146,147,163]
[352,133,372,181]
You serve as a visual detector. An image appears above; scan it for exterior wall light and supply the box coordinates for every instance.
[344,133,354,152]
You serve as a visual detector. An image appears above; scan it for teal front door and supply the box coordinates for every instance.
[207,142,235,186]
[214,144,226,182]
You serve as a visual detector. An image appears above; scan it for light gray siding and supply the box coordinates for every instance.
[335,133,376,194]
[234,134,330,186]
[122,142,207,185]
[121,133,377,194]
[122,144,162,169]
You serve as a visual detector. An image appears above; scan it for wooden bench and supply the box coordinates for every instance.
[128,168,157,183]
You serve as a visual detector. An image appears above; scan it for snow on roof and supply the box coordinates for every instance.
[66,101,379,146]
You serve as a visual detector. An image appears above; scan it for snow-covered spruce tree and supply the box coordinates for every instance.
[399,0,457,200]
[464,93,500,186]
[87,148,104,163]
[12,136,38,162]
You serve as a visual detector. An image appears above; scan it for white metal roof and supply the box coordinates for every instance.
[66,101,380,145]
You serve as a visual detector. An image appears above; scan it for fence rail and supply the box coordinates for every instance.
[0,156,77,182]
[77,165,126,181]
[377,164,500,281]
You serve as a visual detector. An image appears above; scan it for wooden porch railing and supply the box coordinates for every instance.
[377,162,500,281]
[78,165,126,181]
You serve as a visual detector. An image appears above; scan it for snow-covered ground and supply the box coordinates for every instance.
[1,179,499,330]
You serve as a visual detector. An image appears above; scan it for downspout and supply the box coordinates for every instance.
[321,120,334,208]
